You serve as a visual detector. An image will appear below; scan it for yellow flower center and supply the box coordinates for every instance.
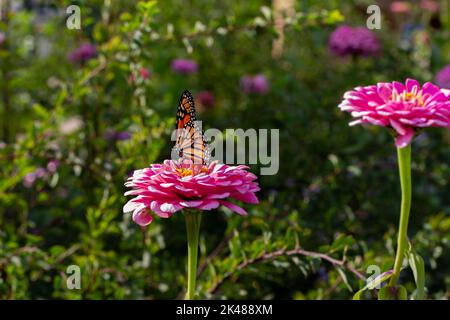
[176,166,209,177]
[392,90,424,107]
[176,168,193,177]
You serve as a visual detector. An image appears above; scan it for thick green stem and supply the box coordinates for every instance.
[184,210,201,300]
[389,144,412,287]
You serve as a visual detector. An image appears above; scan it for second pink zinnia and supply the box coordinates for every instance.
[338,78,450,148]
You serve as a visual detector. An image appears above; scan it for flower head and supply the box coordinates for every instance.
[47,160,59,173]
[139,67,151,80]
[68,43,97,64]
[241,74,270,95]
[105,129,132,142]
[435,65,450,89]
[196,91,215,109]
[328,25,381,58]
[390,1,412,13]
[130,68,151,83]
[420,0,439,12]
[123,160,260,226]
[35,167,46,178]
[171,59,198,74]
[23,172,36,188]
[338,78,450,148]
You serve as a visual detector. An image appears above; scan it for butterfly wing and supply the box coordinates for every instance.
[173,90,210,165]
[176,90,196,131]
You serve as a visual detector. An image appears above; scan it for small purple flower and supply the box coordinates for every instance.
[435,65,450,89]
[23,172,36,188]
[68,43,97,64]
[328,25,381,58]
[115,131,132,141]
[35,167,46,178]
[240,76,254,94]
[252,75,270,94]
[104,130,132,142]
[47,160,59,173]
[197,91,215,108]
[240,74,270,95]
[171,59,198,74]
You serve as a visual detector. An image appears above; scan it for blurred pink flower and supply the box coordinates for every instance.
[130,68,151,82]
[68,43,97,64]
[0,32,5,45]
[420,0,439,12]
[171,59,198,74]
[196,91,215,108]
[241,74,270,94]
[328,25,381,57]
[139,67,151,79]
[435,65,450,89]
[390,1,412,13]
[23,172,36,188]
[47,160,59,173]
[35,167,46,178]
[338,78,450,148]
[123,160,260,226]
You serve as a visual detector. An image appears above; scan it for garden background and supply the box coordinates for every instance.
[0,0,449,299]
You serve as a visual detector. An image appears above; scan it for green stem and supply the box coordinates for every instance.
[389,144,412,287]
[184,210,201,300]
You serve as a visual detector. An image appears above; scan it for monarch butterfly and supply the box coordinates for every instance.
[172,90,211,165]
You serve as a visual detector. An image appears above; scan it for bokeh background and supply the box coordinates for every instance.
[0,0,449,299]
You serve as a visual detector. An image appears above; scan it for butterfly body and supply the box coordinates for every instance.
[173,90,210,165]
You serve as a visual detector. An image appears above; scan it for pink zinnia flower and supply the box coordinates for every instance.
[171,59,198,74]
[123,160,260,226]
[338,78,450,148]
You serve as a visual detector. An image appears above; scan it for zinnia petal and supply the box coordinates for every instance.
[395,128,415,148]
[132,208,153,226]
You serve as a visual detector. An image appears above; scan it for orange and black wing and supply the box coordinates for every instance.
[176,90,197,132]
[173,90,210,165]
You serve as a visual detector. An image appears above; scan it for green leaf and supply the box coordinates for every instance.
[408,244,426,300]
[329,234,355,254]
[336,267,352,291]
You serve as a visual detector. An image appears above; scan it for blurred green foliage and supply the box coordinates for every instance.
[0,0,449,299]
